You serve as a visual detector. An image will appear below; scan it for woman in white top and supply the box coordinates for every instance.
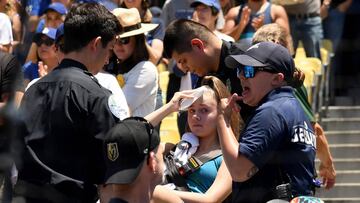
[108,8,158,117]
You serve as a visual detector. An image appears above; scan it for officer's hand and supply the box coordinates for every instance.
[219,93,242,121]
[319,162,336,189]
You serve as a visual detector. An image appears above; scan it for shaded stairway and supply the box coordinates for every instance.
[316,106,360,202]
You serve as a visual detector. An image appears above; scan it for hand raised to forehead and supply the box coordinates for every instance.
[218,93,242,121]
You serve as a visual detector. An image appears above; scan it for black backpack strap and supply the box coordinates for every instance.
[164,146,222,191]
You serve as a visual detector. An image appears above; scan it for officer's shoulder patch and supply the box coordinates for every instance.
[108,94,128,120]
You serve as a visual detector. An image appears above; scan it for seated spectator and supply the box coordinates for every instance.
[0,12,13,53]
[145,76,241,202]
[24,2,67,64]
[36,2,67,32]
[191,0,234,42]
[222,0,289,50]
[0,0,22,51]
[22,27,58,87]
[107,8,158,117]
[122,0,165,65]
[99,117,164,203]
[25,25,64,90]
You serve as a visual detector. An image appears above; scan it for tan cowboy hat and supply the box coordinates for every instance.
[112,8,159,38]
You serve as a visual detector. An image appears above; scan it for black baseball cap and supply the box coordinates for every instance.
[225,41,295,80]
[104,117,160,184]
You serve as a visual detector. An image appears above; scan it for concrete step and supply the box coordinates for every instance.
[321,118,360,131]
[324,130,360,144]
[316,183,360,198]
[329,144,360,159]
[334,170,360,183]
[315,166,360,183]
[322,106,360,118]
[316,158,360,171]
[333,96,354,106]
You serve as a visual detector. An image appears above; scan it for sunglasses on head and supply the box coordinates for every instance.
[116,37,130,45]
[35,36,55,47]
[123,116,154,164]
[237,66,278,78]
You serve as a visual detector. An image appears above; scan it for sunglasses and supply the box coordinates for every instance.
[35,36,55,47]
[237,66,278,78]
[116,37,130,45]
[123,116,154,164]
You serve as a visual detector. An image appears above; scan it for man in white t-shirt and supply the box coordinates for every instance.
[0,13,13,53]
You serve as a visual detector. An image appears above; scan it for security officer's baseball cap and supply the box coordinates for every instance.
[104,117,160,184]
[225,41,295,81]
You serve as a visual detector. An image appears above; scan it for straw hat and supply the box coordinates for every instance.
[112,8,159,38]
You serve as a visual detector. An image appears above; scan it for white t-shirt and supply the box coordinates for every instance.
[27,71,130,120]
[95,71,130,120]
[0,13,13,45]
[122,61,158,117]
[214,30,235,42]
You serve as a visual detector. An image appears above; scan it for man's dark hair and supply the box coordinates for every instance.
[62,3,122,53]
[163,19,215,58]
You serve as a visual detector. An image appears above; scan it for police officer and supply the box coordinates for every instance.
[15,3,122,202]
[217,41,316,202]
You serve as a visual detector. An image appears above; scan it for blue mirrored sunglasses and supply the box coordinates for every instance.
[237,66,277,78]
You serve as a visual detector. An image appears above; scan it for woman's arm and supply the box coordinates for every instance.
[25,43,38,63]
[145,91,193,126]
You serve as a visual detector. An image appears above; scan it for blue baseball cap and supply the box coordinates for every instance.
[190,0,221,12]
[44,2,67,15]
[37,27,57,40]
[225,41,295,80]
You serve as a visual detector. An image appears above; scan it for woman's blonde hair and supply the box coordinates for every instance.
[185,76,243,139]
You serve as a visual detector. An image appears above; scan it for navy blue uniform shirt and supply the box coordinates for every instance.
[18,59,119,200]
[232,86,316,203]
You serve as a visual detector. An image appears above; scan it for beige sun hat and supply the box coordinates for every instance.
[112,8,159,38]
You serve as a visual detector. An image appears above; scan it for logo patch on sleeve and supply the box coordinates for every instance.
[108,94,128,120]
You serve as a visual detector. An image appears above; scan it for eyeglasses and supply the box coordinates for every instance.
[34,36,55,47]
[237,66,278,78]
[116,37,130,45]
[123,116,154,164]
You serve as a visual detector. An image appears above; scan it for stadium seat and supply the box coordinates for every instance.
[158,71,181,144]
[159,71,170,104]
[160,112,180,144]
[294,57,323,113]
[321,39,334,112]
